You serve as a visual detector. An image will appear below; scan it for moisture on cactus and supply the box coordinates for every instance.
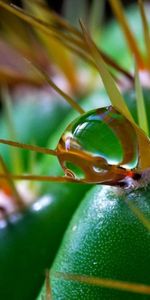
[0,1,150,300]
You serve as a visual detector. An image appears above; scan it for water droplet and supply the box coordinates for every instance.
[57,106,139,183]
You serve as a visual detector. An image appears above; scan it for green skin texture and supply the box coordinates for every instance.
[51,185,150,300]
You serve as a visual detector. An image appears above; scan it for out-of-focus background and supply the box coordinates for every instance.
[12,0,136,19]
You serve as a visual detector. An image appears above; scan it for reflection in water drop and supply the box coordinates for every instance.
[92,166,108,174]
[57,106,139,184]
[65,162,85,179]
[64,168,76,178]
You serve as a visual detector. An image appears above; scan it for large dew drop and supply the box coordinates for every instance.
[57,106,139,184]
